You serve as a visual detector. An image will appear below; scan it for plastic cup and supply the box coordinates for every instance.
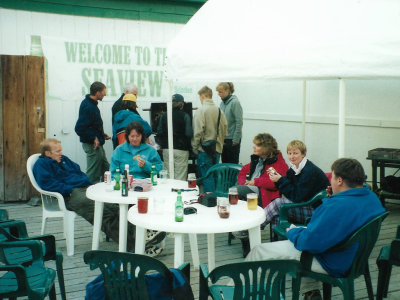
[228,187,239,205]
[217,198,230,218]
[159,170,168,184]
[153,197,165,213]
[187,173,197,188]
[247,193,258,210]
[137,197,148,213]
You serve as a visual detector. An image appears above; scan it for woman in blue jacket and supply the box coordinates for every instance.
[111,121,162,178]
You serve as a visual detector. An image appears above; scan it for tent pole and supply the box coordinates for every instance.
[302,80,306,142]
[338,79,346,157]
[167,80,175,179]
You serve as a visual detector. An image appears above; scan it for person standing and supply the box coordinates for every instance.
[112,83,138,125]
[216,82,243,164]
[192,86,227,192]
[75,81,110,183]
[156,94,193,180]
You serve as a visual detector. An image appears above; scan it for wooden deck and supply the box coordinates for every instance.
[1,200,400,300]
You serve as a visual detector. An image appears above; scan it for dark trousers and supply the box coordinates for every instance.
[65,187,135,250]
[221,139,241,164]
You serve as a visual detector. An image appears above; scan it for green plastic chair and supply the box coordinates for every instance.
[299,211,389,300]
[197,163,242,196]
[84,250,191,300]
[273,190,327,240]
[376,223,400,300]
[0,240,56,300]
[0,219,66,300]
[0,208,9,222]
[199,260,301,300]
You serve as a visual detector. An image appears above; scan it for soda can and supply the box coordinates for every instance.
[128,175,133,188]
[104,171,111,184]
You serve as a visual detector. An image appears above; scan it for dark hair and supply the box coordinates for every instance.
[90,81,106,96]
[253,133,280,158]
[331,158,365,188]
[122,100,139,114]
[125,121,146,144]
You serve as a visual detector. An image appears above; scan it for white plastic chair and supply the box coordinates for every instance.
[26,154,76,256]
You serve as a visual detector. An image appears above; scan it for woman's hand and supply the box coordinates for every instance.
[268,172,281,182]
[137,157,145,168]
[245,180,255,186]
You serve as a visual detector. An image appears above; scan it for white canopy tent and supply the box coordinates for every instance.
[164,0,400,176]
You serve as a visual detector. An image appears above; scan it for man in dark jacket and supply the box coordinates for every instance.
[75,81,110,183]
[33,138,164,256]
[156,94,193,180]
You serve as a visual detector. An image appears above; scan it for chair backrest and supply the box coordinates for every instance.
[0,209,9,222]
[328,211,389,278]
[27,154,67,212]
[84,250,173,300]
[208,260,300,299]
[205,163,242,197]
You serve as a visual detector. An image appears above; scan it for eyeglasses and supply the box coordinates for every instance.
[184,207,197,215]
[184,199,198,205]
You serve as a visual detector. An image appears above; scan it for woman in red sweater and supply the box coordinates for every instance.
[237,133,288,208]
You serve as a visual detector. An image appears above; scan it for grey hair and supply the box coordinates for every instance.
[124,83,138,94]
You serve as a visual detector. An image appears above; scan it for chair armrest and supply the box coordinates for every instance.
[199,264,210,300]
[0,240,45,265]
[178,262,190,284]
[41,190,68,211]
[28,235,57,261]
[0,220,29,239]
[0,264,28,291]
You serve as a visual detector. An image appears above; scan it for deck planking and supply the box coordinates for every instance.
[1,200,400,300]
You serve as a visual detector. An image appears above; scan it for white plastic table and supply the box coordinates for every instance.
[128,199,265,270]
[86,179,199,252]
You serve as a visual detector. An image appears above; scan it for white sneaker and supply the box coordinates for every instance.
[145,230,166,246]
[145,245,163,257]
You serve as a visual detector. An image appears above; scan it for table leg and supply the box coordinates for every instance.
[207,233,215,271]
[92,201,104,250]
[188,233,200,270]
[174,233,185,268]
[135,226,146,254]
[119,204,128,252]
[248,226,262,249]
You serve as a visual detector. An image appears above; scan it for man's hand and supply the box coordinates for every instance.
[269,172,281,182]
[232,142,239,146]
[93,137,100,149]
[104,133,111,140]
[286,224,297,232]
[326,185,333,197]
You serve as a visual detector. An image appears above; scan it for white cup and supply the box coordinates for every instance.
[153,197,165,213]
[159,169,168,184]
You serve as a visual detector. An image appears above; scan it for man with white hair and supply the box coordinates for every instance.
[112,83,138,125]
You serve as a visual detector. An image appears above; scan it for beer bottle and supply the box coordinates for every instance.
[175,189,184,222]
[121,175,128,196]
[114,168,121,190]
[150,164,158,186]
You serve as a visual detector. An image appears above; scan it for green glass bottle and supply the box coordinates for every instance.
[175,189,184,222]
[150,164,158,186]
[114,168,121,190]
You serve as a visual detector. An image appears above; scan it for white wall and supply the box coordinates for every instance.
[1,8,400,183]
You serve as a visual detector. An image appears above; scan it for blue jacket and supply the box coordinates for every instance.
[112,110,153,145]
[33,155,92,196]
[75,95,105,145]
[110,142,163,178]
[287,187,385,277]
[276,160,330,203]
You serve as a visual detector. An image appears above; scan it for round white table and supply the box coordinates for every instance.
[128,199,265,270]
[86,179,198,252]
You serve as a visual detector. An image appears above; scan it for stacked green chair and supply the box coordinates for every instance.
[298,211,388,300]
[197,163,242,196]
[376,223,400,300]
[0,240,56,300]
[84,250,191,299]
[199,260,301,300]
[273,190,327,240]
[0,218,66,300]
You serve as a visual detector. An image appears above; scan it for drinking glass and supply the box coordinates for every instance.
[137,197,148,213]
[247,193,258,210]
[217,198,230,218]
[159,169,168,184]
[228,187,239,205]
[187,173,197,188]
[153,197,165,213]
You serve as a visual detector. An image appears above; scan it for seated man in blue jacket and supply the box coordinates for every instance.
[33,138,164,256]
[246,158,385,300]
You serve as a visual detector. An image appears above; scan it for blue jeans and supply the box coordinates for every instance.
[197,151,220,192]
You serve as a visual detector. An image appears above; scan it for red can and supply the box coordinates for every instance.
[128,175,133,188]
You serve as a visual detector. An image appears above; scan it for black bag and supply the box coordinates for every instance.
[201,109,221,155]
[201,140,217,155]
[198,192,217,207]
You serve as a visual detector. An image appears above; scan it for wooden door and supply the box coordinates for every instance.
[0,55,45,202]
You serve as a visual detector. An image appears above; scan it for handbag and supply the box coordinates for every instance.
[201,109,221,155]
